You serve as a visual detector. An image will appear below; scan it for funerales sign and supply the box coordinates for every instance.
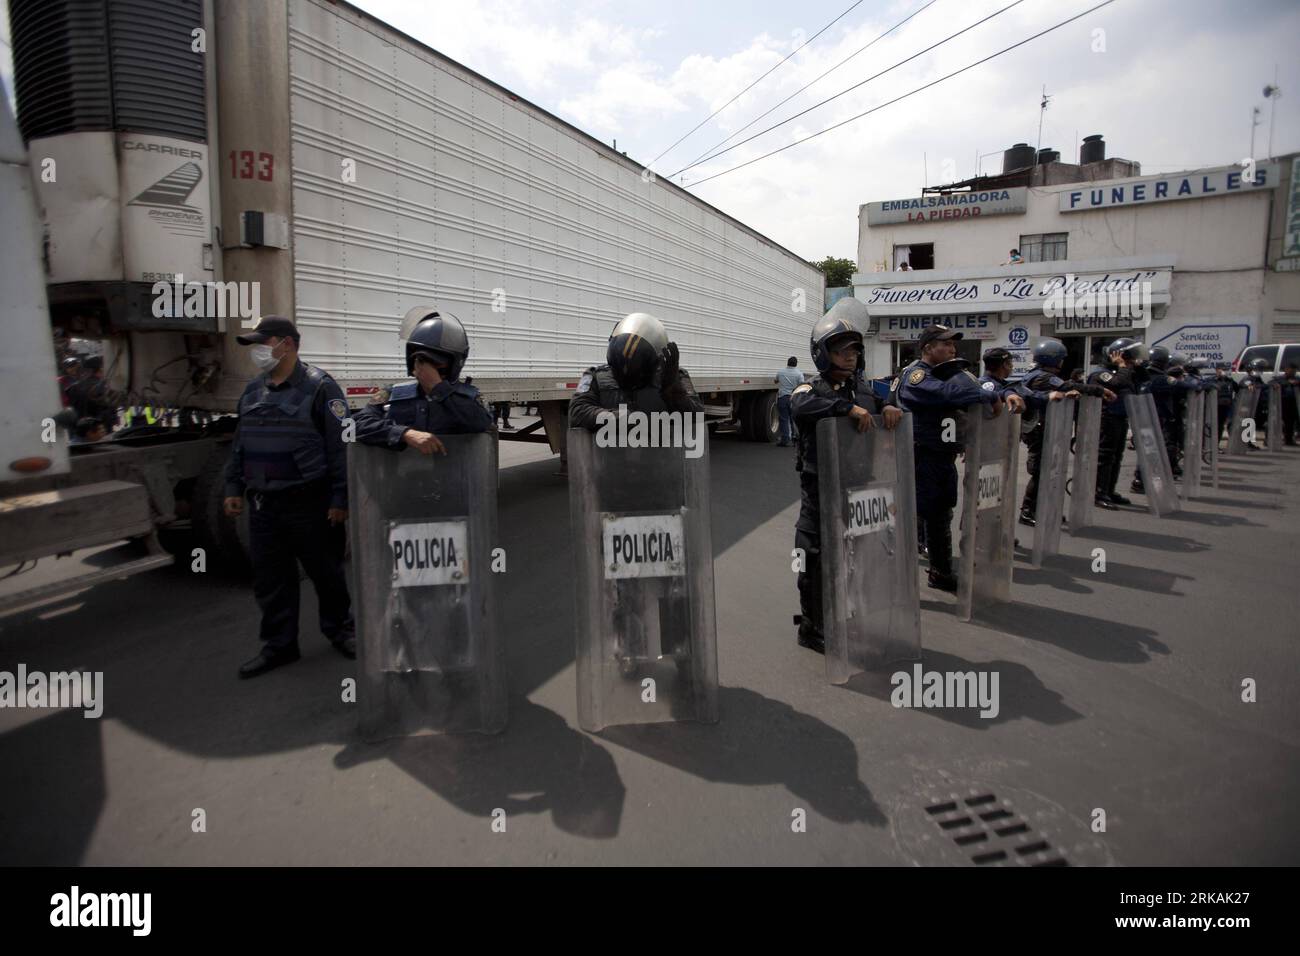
[866,188,1027,225]
[1060,163,1278,212]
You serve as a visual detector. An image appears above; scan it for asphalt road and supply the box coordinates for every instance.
[1,423,1297,865]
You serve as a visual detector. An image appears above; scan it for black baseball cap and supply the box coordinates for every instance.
[237,316,300,345]
[917,324,963,348]
[982,346,1012,366]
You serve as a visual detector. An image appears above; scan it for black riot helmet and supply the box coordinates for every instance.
[1148,345,1171,369]
[1031,337,1068,369]
[1105,337,1146,365]
[1247,357,1270,374]
[400,306,470,380]
[606,312,668,389]
[811,297,868,373]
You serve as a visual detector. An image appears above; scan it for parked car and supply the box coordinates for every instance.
[1231,342,1300,383]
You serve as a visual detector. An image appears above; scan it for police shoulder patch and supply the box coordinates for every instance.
[792,383,813,395]
[576,371,594,395]
[328,398,348,420]
[889,377,900,392]
[981,380,996,392]
[908,368,926,385]
[1100,372,1113,383]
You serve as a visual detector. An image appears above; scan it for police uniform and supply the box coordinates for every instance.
[568,364,703,429]
[224,358,354,659]
[1215,373,1235,440]
[1017,367,1103,516]
[1088,362,1143,503]
[353,378,494,445]
[893,357,996,582]
[1280,371,1299,445]
[789,369,882,641]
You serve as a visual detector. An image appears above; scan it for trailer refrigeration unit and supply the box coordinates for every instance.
[1,0,822,604]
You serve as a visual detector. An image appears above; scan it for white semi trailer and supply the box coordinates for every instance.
[1,0,822,602]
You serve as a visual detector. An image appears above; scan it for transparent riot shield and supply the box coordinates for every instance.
[816,415,921,685]
[1067,395,1102,535]
[348,435,506,740]
[569,428,718,733]
[1181,389,1204,500]
[957,408,1019,622]
[1204,391,1219,488]
[1031,399,1071,567]
[1266,382,1283,450]
[1124,394,1180,516]
[1224,385,1260,456]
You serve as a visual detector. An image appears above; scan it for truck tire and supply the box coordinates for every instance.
[191,441,251,573]
[747,391,780,444]
[735,393,756,440]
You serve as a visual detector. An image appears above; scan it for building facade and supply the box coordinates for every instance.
[850,146,1300,378]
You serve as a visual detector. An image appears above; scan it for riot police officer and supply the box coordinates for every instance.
[569,312,704,429]
[353,307,494,451]
[223,316,355,678]
[1015,338,1111,526]
[1214,364,1235,441]
[789,311,903,653]
[892,324,1000,592]
[1245,358,1270,448]
[1088,338,1147,508]
[1280,364,1299,445]
[976,347,1028,410]
[1132,345,1178,493]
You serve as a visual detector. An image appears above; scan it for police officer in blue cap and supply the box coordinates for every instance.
[223,316,356,678]
[891,324,1001,592]
[789,310,903,652]
[353,306,494,452]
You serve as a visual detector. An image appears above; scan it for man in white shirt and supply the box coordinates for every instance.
[774,357,806,447]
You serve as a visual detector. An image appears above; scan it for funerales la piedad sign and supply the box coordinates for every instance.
[866,188,1028,225]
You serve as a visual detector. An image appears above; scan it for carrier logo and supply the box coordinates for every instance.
[127,160,207,238]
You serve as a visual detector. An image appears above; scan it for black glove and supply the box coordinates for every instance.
[660,342,686,404]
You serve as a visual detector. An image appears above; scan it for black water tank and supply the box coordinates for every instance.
[1003,143,1036,173]
[1081,134,1106,165]
[1037,148,1060,165]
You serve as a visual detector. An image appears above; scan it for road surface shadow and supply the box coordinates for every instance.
[1074,525,1210,553]
[839,649,1081,730]
[1161,509,1263,528]
[1187,494,1281,512]
[334,697,626,839]
[599,685,885,827]
[1013,553,1190,596]
[1212,483,1284,495]
[922,600,1170,664]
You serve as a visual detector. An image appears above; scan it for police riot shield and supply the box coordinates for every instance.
[1224,385,1260,456]
[816,415,922,686]
[1124,393,1180,517]
[1031,399,1071,567]
[568,428,718,733]
[1266,382,1283,450]
[1181,388,1204,499]
[1067,394,1102,535]
[1203,391,1219,488]
[957,408,1019,622]
[348,435,506,740]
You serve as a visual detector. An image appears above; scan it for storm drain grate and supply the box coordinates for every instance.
[925,793,1068,866]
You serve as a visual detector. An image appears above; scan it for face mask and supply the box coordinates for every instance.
[250,343,279,371]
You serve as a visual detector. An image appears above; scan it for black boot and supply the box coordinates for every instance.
[1018,507,1036,527]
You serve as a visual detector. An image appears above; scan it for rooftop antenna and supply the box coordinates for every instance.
[1036,85,1051,153]
[1264,69,1283,159]
[1249,106,1261,159]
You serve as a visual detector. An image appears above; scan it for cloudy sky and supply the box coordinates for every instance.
[3,0,1296,265]
[348,0,1300,263]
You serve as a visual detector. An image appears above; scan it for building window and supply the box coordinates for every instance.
[893,243,934,270]
[1019,232,1068,262]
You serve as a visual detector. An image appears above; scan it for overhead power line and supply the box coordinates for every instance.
[683,0,1120,188]
[682,0,943,172]
[674,0,1030,179]
[648,0,866,167]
